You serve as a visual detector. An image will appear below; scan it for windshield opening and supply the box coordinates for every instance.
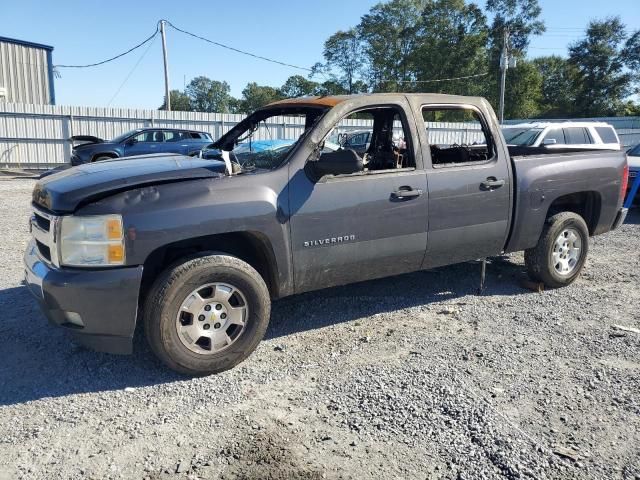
[502,127,544,146]
[208,106,329,171]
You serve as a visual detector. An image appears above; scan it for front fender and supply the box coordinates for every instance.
[76,171,294,296]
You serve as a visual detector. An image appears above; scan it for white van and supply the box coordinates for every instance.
[502,121,621,150]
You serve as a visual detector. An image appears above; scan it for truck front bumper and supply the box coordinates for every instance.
[24,240,143,354]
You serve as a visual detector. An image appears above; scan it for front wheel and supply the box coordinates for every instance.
[524,212,589,288]
[144,253,271,375]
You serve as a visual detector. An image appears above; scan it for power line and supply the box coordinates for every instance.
[107,33,158,107]
[55,27,159,68]
[163,20,313,72]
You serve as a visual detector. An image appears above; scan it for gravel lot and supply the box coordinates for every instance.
[0,178,638,480]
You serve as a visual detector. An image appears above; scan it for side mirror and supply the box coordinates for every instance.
[307,149,363,181]
[542,138,557,146]
[125,138,138,146]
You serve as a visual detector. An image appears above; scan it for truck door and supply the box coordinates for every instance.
[289,104,429,293]
[419,104,511,268]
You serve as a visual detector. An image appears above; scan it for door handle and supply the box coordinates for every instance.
[480,177,505,190]
[391,187,423,200]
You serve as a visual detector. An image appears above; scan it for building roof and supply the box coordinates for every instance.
[0,36,53,51]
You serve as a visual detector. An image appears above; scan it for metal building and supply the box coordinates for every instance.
[0,36,55,105]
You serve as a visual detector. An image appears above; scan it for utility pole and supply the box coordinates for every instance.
[498,28,509,124]
[160,20,171,111]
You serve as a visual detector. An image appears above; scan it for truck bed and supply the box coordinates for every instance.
[505,148,627,253]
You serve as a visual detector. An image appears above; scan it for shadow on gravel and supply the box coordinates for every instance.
[0,286,181,406]
[0,256,528,406]
[266,255,529,340]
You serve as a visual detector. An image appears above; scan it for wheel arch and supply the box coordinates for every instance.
[140,231,280,301]
[545,190,601,235]
[91,151,120,162]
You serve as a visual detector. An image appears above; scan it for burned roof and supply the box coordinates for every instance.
[267,93,487,109]
[266,96,349,108]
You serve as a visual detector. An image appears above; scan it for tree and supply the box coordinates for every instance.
[568,17,633,116]
[502,59,543,118]
[317,79,349,96]
[279,75,321,98]
[358,0,426,92]
[412,0,489,96]
[319,29,366,93]
[159,90,192,111]
[485,0,545,53]
[238,82,283,113]
[622,30,640,94]
[532,56,576,117]
[185,76,234,113]
[484,0,545,117]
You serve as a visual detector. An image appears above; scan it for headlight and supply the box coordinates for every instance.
[59,214,125,266]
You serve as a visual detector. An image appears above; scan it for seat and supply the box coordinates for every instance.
[154,131,165,142]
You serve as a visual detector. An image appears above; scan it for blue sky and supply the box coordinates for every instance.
[2,0,639,108]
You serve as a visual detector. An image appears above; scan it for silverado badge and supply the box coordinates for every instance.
[304,235,356,248]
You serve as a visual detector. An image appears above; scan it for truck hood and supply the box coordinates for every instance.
[33,154,226,212]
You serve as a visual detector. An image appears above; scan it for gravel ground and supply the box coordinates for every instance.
[0,178,638,480]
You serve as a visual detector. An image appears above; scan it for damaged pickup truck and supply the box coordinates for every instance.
[25,94,629,375]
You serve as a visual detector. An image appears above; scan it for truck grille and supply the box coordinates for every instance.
[30,207,60,266]
[629,169,637,179]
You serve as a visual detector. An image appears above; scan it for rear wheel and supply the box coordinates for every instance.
[524,212,589,288]
[144,253,271,375]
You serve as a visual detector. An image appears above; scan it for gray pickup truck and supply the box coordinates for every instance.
[25,94,629,375]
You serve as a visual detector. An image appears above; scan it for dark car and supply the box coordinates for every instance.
[69,128,213,166]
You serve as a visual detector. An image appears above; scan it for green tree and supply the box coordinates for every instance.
[486,0,545,52]
[532,56,576,117]
[318,29,366,93]
[412,0,489,96]
[485,0,545,118]
[358,0,426,92]
[502,59,543,118]
[317,79,349,96]
[279,75,321,98]
[568,17,633,116]
[159,89,192,111]
[239,82,283,113]
[622,30,640,99]
[185,76,234,113]
[623,30,640,73]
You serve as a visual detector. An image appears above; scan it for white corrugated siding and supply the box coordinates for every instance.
[1,102,639,167]
[0,42,51,105]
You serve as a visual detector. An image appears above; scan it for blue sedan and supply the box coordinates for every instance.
[69,128,214,166]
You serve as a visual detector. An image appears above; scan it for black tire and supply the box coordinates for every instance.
[143,253,271,375]
[524,212,589,288]
[92,155,113,162]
